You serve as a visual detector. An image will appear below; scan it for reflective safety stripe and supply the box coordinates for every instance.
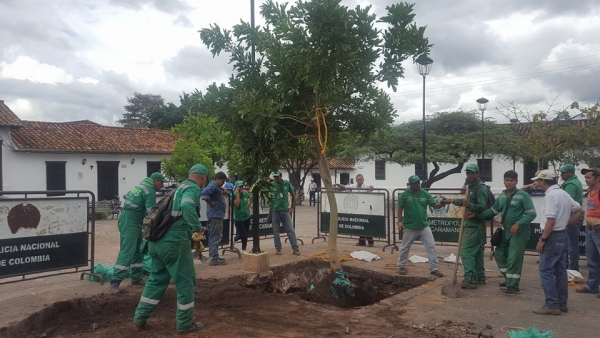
[114,264,129,271]
[506,274,521,279]
[491,208,500,215]
[140,296,160,305]
[139,185,150,195]
[182,197,195,205]
[177,301,194,310]
[130,263,144,268]
[124,200,139,208]
[499,268,507,272]
[513,194,523,199]
[171,210,182,217]
[179,184,189,190]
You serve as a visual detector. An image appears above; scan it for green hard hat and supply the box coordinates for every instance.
[189,164,209,175]
[465,163,479,173]
[150,172,168,183]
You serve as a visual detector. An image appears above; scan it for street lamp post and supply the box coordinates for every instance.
[416,56,433,182]
[476,97,489,182]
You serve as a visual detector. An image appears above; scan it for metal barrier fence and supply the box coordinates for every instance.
[199,195,303,258]
[312,188,394,252]
[0,190,101,285]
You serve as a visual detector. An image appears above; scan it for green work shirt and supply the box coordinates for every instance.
[478,189,537,230]
[233,190,251,221]
[561,176,583,205]
[122,177,157,216]
[453,179,488,228]
[398,189,437,229]
[271,180,294,212]
[168,179,202,241]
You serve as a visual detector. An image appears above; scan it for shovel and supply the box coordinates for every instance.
[441,186,469,298]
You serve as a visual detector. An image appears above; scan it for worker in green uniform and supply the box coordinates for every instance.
[110,172,167,294]
[441,163,488,289]
[133,164,208,334]
[559,164,584,271]
[473,170,537,295]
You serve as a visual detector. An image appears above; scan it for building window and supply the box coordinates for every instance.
[46,161,66,196]
[415,163,427,180]
[147,161,162,177]
[375,160,386,180]
[477,159,492,182]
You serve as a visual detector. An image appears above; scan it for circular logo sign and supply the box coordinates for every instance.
[343,195,359,210]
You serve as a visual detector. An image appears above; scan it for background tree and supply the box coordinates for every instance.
[495,100,600,169]
[118,92,165,128]
[345,111,501,187]
[200,0,431,272]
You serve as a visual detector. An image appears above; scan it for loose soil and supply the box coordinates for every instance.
[0,260,481,338]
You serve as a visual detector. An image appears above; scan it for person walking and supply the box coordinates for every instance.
[133,164,208,333]
[110,172,167,294]
[559,164,584,271]
[475,170,537,295]
[233,181,251,253]
[308,179,318,206]
[441,164,488,289]
[576,167,600,296]
[270,170,300,255]
[201,171,229,266]
[334,174,375,246]
[531,169,584,315]
[396,175,445,278]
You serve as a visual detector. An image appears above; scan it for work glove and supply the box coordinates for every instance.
[396,221,403,230]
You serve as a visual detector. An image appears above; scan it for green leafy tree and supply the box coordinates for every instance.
[200,0,431,270]
[119,92,165,128]
[495,100,600,169]
[162,142,214,182]
[346,111,500,188]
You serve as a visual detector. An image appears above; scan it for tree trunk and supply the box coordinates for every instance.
[315,151,341,270]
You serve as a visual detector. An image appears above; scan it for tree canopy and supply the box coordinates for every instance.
[200,0,431,269]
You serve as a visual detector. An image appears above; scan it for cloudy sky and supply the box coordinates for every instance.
[1,0,598,126]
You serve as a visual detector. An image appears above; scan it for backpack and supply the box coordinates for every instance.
[143,188,178,241]
[473,183,496,209]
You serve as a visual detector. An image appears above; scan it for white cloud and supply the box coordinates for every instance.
[0,56,73,84]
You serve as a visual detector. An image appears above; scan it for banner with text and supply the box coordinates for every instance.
[320,192,387,237]
[420,193,465,243]
[249,212,285,237]
[0,198,88,278]
[526,223,586,254]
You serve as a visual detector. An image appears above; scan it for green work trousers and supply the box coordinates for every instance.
[111,210,145,283]
[494,225,529,291]
[461,226,486,284]
[133,238,197,332]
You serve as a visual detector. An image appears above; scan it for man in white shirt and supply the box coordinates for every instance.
[308,179,318,206]
[532,170,584,315]
[334,174,374,246]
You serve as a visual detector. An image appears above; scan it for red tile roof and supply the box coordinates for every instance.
[12,121,177,154]
[311,157,355,170]
[0,100,23,128]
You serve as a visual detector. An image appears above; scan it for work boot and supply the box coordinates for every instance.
[461,281,477,289]
[367,242,374,247]
[576,284,597,293]
[208,258,226,266]
[559,306,568,313]
[109,281,121,295]
[533,306,560,315]
[293,249,301,256]
[178,322,203,335]
[499,282,507,288]
[398,267,408,275]
[131,279,146,287]
[430,270,444,278]
[477,279,486,285]
[276,250,283,255]
[503,289,520,295]
[355,242,366,247]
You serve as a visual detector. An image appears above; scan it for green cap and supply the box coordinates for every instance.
[408,175,420,184]
[272,170,282,177]
[465,163,479,173]
[235,180,244,187]
[150,172,168,183]
[189,164,209,175]
[559,164,575,173]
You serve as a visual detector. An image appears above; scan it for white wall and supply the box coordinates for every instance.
[3,150,169,199]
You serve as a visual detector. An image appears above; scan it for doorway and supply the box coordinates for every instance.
[312,173,322,189]
[97,161,119,201]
